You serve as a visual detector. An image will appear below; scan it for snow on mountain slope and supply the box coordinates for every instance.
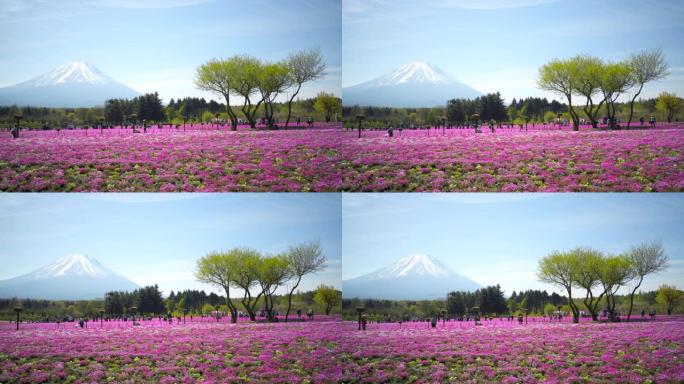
[29,254,110,279]
[21,62,111,87]
[0,61,141,107]
[343,254,482,300]
[0,254,140,300]
[374,61,454,86]
[363,254,451,279]
[343,61,482,108]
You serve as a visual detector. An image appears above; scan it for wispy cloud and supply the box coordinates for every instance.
[83,193,199,204]
[87,0,215,9]
[429,0,558,10]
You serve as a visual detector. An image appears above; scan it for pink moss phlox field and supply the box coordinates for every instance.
[2,123,682,191]
[336,316,684,383]
[339,124,684,192]
[0,317,342,384]
[0,126,342,192]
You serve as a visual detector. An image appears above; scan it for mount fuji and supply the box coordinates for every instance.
[343,61,482,108]
[343,254,482,300]
[0,254,140,300]
[0,61,141,107]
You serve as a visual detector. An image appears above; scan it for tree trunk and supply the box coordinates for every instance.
[627,277,643,321]
[223,93,238,131]
[285,83,302,128]
[285,276,302,322]
[223,287,237,323]
[627,83,644,128]
[567,287,579,323]
[566,93,579,131]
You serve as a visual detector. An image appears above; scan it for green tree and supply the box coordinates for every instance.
[537,251,581,322]
[598,61,633,128]
[573,55,606,128]
[572,248,606,321]
[230,55,265,128]
[314,92,342,122]
[626,241,668,320]
[597,255,634,321]
[656,92,683,122]
[258,62,291,128]
[195,59,240,130]
[538,58,582,130]
[195,252,239,323]
[258,255,291,321]
[284,241,326,321]
[626,48,669,127]
[314,285,341,315]
[656,285,682,315]
[229,248,265,321]
[285,48,326,127]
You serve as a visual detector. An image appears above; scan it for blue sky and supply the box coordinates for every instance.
[0,0,341,103]
[0,193,342,296]
[343,0,684,102]
[342,193,684,296]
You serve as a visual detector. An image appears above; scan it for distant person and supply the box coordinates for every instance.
[297,309,302,319]
[361,315,367,331]
[649,116,656,128]
[430,317,437,328]
[639,116,645,127]
[649,310,656,320]
[387,125,394,137]
[296,116,301,126]
[640,309,645,318]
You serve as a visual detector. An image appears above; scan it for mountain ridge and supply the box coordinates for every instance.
[0,61,141,107]
[343,61,483,108]
[343,254,482,300]
[0,254,140,300]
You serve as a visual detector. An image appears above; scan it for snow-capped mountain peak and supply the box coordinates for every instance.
[343,61,482,108]
[376,61,455,86]
[30,254,110,279]
[343,253,482,300]
[26,62,111,87]
[0,61,141,107]
[371,254,452,278]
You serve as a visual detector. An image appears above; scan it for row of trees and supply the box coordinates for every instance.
[101,93,341,128]
[195,48,327,130]
[538,48,669,130]
[104,285,165,316]
[507,289,566,315]
[165,289,224,315]
[195,241,328,323]
[104,92,164,124]
[446,285,507,316]
[508,97,566,123]
[446,93,507,123]
[538,241,669,323]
